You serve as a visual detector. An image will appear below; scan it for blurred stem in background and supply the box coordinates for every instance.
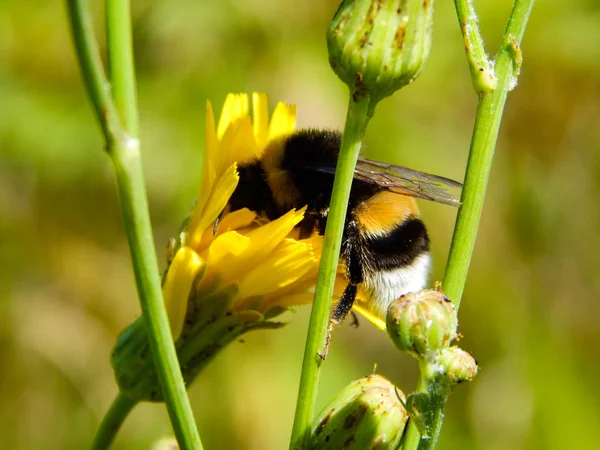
[65,0,203,448]
[402,0,535,449]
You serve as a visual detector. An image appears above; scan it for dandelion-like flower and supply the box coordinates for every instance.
[162,93,324,340]
[112,93,324,402]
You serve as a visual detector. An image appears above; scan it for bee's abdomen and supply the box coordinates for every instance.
[357,218,431,317]
[364,218,430,271]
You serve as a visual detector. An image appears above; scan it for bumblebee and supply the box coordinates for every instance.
[227,129,461,324]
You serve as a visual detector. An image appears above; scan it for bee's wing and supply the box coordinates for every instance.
[303,159,462,207]
[353,159,462,207]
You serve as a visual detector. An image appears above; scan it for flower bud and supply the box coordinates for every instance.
[111,289,285,403]
[436,346,478,384]
[308,375,408,449]
[386,290,457,359]
[327,0,435,102]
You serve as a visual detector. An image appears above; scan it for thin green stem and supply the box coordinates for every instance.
[91,394,137,450]
[66,0,203,448]
[444,0,535,307]
[65,0,123,146]
[110,138,203,450]
[403,1,535,449]
[289,93,372,450]
[454,0,497,93]
[105,0,138,136]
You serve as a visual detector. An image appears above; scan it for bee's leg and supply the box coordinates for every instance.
[331,283,358,324]
[332,219,363,324]
[318,283,358,360]
[319,221,363,359]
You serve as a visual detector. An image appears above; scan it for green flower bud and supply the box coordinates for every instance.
[327,0,435,102]
[386,290,457,359]
[436,346,478,385]
[308,375,408,449]
[111,286,285,402]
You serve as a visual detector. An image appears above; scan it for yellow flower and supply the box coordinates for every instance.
[162,93,322,341]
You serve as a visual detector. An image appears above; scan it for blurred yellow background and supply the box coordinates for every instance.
[2,1,599,449]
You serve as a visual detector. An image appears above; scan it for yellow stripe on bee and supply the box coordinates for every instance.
[354,191,419,238]
[261,137,303,209]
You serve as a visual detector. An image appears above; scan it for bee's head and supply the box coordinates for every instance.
[229,161,279,219]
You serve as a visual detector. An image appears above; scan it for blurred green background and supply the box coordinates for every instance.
[2,1,600,449]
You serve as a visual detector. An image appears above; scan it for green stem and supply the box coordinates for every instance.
[289,93,373,449]
[444,0,535,307]
[65,0,123,146]
[66,1,203,448]
[403,1,535,449]
[91,394,137,450]
[105,0,138,136]
[401,392,445,450]
[454,0,497,93]
[414,397,445,450]
[111,138,203,450]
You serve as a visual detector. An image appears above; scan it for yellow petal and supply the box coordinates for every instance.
[217,117,258,176]
[262,292,315,310]
[194,208,257,254]
[235,239,317,304]
[217,93,249,140]
[217,208,257,233]
[241,207,305,260]
[188,101,218,235]
[252,92,269,151]
[202,231,250,285]
[162,247,204,339]
[189,163,239,249]
[352,302,387,331]
[203,100,218,195]
[268,101,296,142]
[214,209,304,285]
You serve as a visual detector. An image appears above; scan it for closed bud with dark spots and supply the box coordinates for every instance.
[327,0,435,103]
[308,374,408,449]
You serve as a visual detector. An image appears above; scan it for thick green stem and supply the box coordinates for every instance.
[403,1,535,449]
[289,93,373,449]
[65,0,203,448]
[91,394,137,450]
